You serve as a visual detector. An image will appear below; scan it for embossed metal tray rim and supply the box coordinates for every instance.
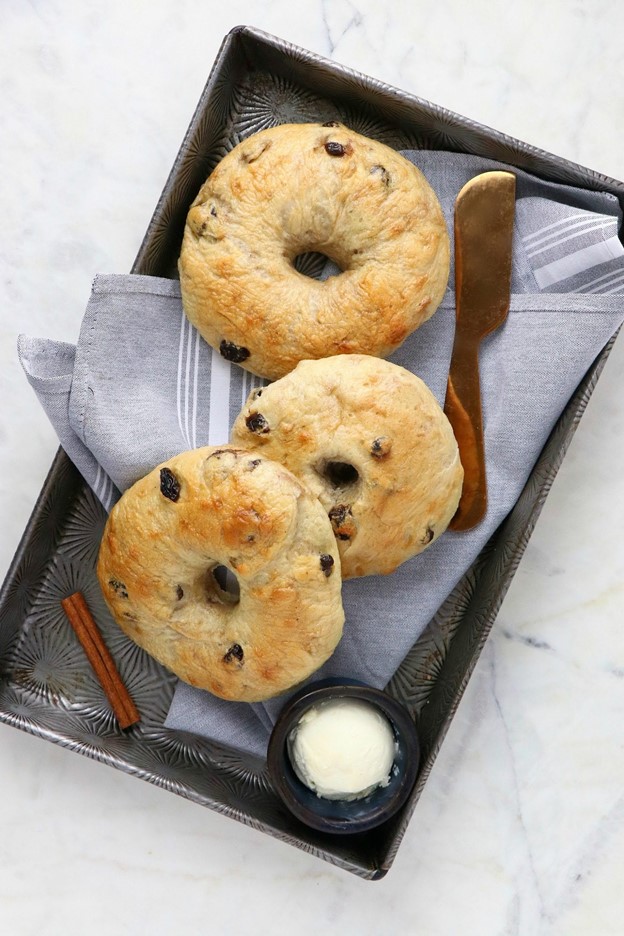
[1,26,623,880]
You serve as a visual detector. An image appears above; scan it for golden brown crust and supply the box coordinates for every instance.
[230,356,463,578]
[178,123,450,380]
[96,446,344,702]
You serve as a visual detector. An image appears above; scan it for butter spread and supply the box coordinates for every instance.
[288,698,397,801]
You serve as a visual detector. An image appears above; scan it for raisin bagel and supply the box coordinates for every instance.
[97,446,344,702]
[231,355,463,578]
[178,123,450,380]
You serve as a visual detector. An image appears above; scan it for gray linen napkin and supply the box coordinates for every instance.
[18,151,624,758]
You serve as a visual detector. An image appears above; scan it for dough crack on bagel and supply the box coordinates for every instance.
[179,123,450,379]
[97,446,344,702]
[230,355,464,579]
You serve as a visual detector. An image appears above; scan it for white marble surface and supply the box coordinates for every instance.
[1,1,624,932]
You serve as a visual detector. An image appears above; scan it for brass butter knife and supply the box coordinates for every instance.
[444,170,516,531]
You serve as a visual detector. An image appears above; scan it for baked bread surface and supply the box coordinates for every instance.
[179,122,450,379]
[231,355,464,578]
[97,446,344,702]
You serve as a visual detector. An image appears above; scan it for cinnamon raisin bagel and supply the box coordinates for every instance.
[178,123,450,380]
[230,356,463,578]
[97,446,344,702]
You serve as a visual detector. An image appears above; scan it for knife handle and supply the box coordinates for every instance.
[444,334,487,531]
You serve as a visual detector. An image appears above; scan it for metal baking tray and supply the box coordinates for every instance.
[1,26,623,880]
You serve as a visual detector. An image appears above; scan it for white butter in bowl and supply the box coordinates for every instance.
[267,680,420,834]
[288,698,397,801]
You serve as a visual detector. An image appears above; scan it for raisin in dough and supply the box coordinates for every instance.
[179,122,450,380]
[231,355,463,578]
[97,447,344,702]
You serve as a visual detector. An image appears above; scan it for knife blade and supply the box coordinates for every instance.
[444,170,516,531]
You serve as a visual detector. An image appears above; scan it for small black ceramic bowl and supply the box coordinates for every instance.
[267,679,420,835]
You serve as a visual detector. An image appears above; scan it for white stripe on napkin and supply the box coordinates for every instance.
[104,475,115,511]
[578,269,624,294]
[176,312,203,449]
[94,463,115,510]
[207,346,231,445]
[533,235,624,289]
[176,312,190,448]
[525,219,614,258]
[601,274,624,294]
[94,463,102,498]
[183,318,194,448]
[192,326,200,449]
[522,212,590,244]
[241,368,250,410]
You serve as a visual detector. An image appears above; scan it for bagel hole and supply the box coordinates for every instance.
[210,565,240,605]
[317,459,360,489]
[293,251,342,280]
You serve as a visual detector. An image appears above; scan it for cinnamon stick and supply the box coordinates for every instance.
[61,591,140,729]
